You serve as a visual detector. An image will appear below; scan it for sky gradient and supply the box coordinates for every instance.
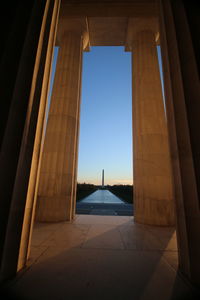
[77,46,132,185]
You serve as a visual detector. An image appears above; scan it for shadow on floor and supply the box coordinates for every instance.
[0,215,199,300]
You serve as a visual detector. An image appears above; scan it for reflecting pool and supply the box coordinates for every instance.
[81,189,124,204]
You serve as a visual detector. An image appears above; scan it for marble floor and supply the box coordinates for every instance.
[1,215,199,300]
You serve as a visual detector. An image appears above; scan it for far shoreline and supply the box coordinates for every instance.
[76,183,133,204]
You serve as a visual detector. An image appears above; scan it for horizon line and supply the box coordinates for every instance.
[77,182,133,186]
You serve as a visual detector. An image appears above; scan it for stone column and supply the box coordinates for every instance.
[17,0,61,271]
[128,18,175,225]
[36,22,87,222]
[72,72,82,217]
[0,0,56,281]
[159,0,200,286]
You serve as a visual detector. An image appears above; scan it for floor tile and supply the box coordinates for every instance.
[3,215,197,300]
[82,224,124,249]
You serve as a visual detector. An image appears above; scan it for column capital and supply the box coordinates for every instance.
[125,17,159,51]
[57,17,90,51]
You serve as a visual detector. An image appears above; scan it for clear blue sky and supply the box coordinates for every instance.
[48,46,163,186]
[78,46,132,185]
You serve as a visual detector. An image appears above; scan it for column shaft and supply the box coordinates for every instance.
[132,30,175,225]
[159,0,200,285]
[17,0,60,270]
[36,32,83,221]
[0,0,54,281]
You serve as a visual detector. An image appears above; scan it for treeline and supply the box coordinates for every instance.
[107,185,133,204]
[76,183,134,204]
[76,183,98,201]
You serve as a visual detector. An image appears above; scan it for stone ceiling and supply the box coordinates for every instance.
[58,0,158,47]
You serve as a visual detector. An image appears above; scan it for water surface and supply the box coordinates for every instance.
[81,189,124,204]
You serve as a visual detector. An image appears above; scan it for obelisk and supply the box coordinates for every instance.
[102,169,104,189]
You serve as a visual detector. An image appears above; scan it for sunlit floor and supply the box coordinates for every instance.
[2,215,199,300]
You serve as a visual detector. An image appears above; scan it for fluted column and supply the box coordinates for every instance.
[36,30,84,222]
[0,0,58,281]
[159,0,200,286]
[129,19,175,225]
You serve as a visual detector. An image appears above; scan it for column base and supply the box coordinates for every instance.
[35,196,72,222]
[134,198,175,226]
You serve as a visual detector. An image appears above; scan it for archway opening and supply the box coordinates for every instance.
[76,46,133,216]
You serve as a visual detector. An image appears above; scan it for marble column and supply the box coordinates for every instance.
[17,0,60,271]
[72,78,82,217]
[129,19,175,225]
[0,0,56,281]
[36,29,84,222]
[159,0,200,286]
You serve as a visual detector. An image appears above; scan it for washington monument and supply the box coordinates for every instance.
[102,169,104,189]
